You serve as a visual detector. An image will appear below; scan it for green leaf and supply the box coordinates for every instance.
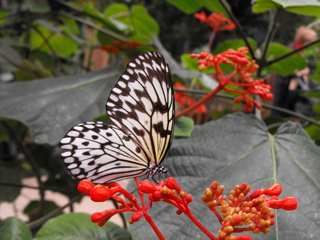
[313,101,320,114]
[23,200,59,220]
[305,124,320,144]
[213,38,257,55]
[0,58,122,145]
[0,162,22,202]
[129,113,320,239]
[0,217,32,240]
[253,0,320,16]
[26,20,79,57]
[174,116,194,137]
[59,15,80,34]
[166,0,229,15]
[104,3,131,32]
[0,9,9,24]
[25,0,50,13]
[166,0,202,14]
[130,5,159,41]
[202,0,230,16]
[264,43,307,75]
[35,213,132,240]
[252,0,280,13]
[273,0,320,16]
[180,54,199,71]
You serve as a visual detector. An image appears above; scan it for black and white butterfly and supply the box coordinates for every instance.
[59,51,174,184]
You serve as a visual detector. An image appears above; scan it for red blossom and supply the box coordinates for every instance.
[194,12,236,32]
[100,40,142,53]
[174,83,207,114]
[77,178,297,240]
[187,47,274,113]
[201,182,298,238]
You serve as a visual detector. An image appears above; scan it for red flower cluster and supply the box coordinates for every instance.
[174,82,207,114]
[77,178,297,240]
[100,40,141,53]
[195,12,236,32]
[202,182,297,239]
[189,47,273,113]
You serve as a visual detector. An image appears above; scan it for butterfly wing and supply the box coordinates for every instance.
[59,121,149,183]
[106,51,174,167]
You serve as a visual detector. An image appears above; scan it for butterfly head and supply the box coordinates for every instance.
[147,164,168,178]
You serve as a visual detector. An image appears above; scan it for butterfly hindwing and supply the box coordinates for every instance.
[106,51,175,166]
[60,121,149,183]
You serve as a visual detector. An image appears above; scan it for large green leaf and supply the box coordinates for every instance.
[0,163,22,202]
[166,0,229,15]
[253,0,320,16]
[264,43,307,75]
[0,217,32,240]
[0,58,122,145]
[129,113,320,239]
[25,20,79,57]
[35,213,132,240]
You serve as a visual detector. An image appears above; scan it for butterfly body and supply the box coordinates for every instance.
[60,51,174,184]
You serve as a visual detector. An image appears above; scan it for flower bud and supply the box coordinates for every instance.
[90,185,111,202]
[185,194,193,203]
[166,177,181,192]
[130,212,143,223]
[230,215,243,226]
[262,183,282,196]
[77,179,95,195]
[138,180,156,194]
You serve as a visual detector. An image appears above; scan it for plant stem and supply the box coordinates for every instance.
[144,213,166,240]
[0,52,42,77]
[258,8,282,76]
[207,29,217,50]
[267,38,320,66]
[27,194,82,229]
[0,181,78,195]
[218,0,255,60]
[175,84,224,118]
[185,210,217,240]
[1,121,46,215]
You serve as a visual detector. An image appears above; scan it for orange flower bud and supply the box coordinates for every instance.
[263,183,282,196]
[130,211,143,223]
[138,180,156,194]
[77,179,95,195]
[166,177,181,192]
[280,197,298,210]
[90,185,111,202]
[230,215,243,226]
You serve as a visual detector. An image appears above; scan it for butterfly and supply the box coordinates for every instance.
[59,51,175,184]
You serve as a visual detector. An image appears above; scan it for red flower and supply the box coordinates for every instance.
[189,47,274,113]
[194,12,236,32]
[76,179,297,240]
[174,83,207,114]
[100,40,142,53]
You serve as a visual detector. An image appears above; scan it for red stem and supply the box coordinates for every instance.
[209,207,224,224]
[185,210,217,240]
[144,212,166,240]
[134,177,146,207]
[207,29,217,50]
[176,84,224,118]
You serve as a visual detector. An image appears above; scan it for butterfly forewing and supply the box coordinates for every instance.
[60,51,174,184]
[60,121,149,183]
[106,51,174,166]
